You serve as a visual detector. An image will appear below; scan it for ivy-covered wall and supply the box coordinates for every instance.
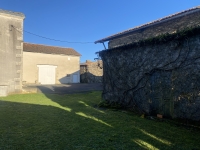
[99,27,200,121]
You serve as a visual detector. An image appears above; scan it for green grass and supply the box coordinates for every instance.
[0,91,199,150]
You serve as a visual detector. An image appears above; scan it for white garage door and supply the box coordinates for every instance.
[37,65,57,84]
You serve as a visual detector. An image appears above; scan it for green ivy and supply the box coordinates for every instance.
[98,25,200,55]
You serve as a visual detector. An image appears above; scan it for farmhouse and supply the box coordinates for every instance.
[95,6,200,120]
[23,43,81,84]
[0,9,25,96]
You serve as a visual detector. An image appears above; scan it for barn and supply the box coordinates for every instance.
[95,6,200,120]
[23,43,81,85]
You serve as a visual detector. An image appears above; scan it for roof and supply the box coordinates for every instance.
[23,43,81,56]
[95,6,200,44]
[0,9,25,18]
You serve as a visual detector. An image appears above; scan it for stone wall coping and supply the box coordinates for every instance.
[0,9,25,19]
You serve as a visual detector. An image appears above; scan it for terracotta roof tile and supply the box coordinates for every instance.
[23,43,81,56]
[95,6,200,43]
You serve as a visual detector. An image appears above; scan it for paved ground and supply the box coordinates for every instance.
[22,83,103,94]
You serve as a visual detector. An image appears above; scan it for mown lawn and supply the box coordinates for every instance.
[0,91,199,150]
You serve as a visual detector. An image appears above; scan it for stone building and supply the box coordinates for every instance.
[0,9,82,96]
[95,6,200,120]
[80,60,103,83]
[0,9,25,96]
[23,43,81,84]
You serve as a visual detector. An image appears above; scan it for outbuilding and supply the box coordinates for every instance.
[23,43,81,84]
[95,6,200,120]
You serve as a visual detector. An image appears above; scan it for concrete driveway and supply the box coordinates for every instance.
[23,83,103,94]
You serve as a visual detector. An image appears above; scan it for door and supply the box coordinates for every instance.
[37,65,57,84]
[150,70,173,117]
[73,74,78,83]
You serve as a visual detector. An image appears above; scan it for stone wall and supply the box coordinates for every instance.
[109,10,200,48]
[0,10,25,96]
[99,28,200,121]
[80,60,103,83]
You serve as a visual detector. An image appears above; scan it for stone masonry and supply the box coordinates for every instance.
[99,29,200,121]
[80,60,103,83]
[96,7,200,121]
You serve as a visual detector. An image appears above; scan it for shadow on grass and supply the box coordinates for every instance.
[0,88,199,149]
[33,83,103,94]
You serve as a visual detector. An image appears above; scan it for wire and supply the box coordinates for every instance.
[12,25,94,44]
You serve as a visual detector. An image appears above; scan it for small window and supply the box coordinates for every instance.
[67,74,70,77]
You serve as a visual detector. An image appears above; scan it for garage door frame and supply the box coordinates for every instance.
[37,65,57,85]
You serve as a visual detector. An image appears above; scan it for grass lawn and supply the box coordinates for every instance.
[0,91,199,150]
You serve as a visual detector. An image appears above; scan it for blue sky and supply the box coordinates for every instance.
[1,0,199,62]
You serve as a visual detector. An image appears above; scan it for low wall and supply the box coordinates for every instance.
[80,60,103,83]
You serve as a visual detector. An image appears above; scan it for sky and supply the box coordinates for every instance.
[1,0,200,63]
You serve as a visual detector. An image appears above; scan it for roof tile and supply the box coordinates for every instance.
[95,6,200,43]
[23,43,81,56]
